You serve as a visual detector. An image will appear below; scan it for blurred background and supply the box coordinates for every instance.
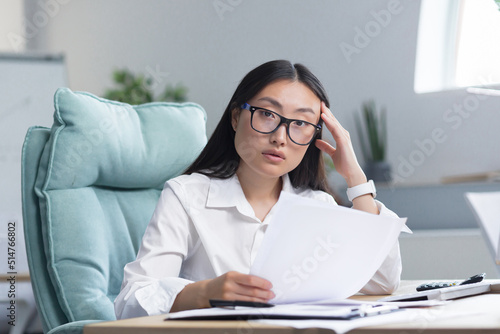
[1,0,500,332]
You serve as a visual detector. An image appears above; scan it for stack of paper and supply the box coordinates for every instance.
[165,300,398,321]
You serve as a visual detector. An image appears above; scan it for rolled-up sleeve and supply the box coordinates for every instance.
[115,277,193,319]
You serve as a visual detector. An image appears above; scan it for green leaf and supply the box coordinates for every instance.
[354,111,370,161]
[103,68,189,104]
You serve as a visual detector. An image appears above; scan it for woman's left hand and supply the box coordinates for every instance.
[316,102,378,214]
[315,102,367,188]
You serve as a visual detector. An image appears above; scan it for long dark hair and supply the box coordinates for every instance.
[184,60,331,192]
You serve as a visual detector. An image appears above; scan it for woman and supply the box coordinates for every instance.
[114,60,402,319]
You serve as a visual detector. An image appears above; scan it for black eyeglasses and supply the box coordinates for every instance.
[241,103,321,146]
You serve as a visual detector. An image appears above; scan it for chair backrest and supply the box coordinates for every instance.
[22,88,207,333]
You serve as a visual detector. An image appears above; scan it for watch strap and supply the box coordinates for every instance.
[346,180,377,202]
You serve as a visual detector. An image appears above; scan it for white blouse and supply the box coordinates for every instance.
[114,173,403,319]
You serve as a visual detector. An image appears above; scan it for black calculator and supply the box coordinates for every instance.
[416,273,486,292]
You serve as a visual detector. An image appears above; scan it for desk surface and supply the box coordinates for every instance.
[0,273,30,282]
[84,280,500,334]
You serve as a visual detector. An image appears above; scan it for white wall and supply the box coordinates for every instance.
[0,2,24,51]
[18,0,499,186]
[400,229,499,279]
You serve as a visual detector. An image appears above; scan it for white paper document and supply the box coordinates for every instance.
[465,192,500,265]
[164,300,399,321]
[164,302,436,334]
[249,192,409,304]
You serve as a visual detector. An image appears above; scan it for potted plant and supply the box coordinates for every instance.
[354,100,392,183]
[104,68,188,104]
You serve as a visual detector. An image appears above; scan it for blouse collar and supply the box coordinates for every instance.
[206,173,294,210]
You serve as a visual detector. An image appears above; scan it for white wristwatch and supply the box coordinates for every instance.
[346,180,377,202]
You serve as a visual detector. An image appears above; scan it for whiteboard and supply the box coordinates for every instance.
[0,53,67,273]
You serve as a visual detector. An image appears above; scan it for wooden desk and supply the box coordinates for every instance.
[84,280,500,334]
[0,273,30,282]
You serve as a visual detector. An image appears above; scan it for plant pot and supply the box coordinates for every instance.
[365,161,392,183]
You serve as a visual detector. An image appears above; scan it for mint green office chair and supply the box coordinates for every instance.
[21,88,207,334]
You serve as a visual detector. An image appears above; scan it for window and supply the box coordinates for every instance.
[415,0,500,93]
[455,0,500,87]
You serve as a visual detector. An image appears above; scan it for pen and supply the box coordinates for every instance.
[357,305,399,317]
[209,299,274,308]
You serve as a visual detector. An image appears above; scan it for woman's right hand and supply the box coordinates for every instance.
[205,271,275,304]
[171,271,275,312]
